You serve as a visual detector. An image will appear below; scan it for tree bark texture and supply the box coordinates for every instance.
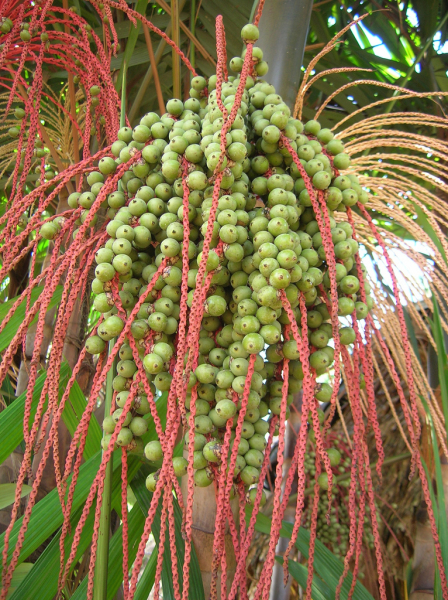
[181,474,239,598]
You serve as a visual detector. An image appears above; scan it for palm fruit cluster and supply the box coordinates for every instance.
[0,17,13,34]
[306,493,377,574]
[79,22,374,499]
[7,103,57,188]
[1,18,34,43]
[304,434,377,568]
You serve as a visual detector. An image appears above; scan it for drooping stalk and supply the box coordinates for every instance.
[143,24,165,115]
[16,82,75,195]
[128,0,188,122]
[93,64,127,600]
[249,0,258,24]
[93,339,116,600]
[62,0,80,183]
[190,0,196,72]
[171,0,181,98]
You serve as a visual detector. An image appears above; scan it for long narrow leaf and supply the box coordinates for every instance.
[276,557,331,600]
[70,503,146,600]
[115,0,149,92]
[403,306,421,365]
[0,484,31,511]
[421,397,448,587]
[1,392,169,575]
[248,509,374,600]
[0,285,63,352]
[411,201,447,265]
[5,563,33,598]
[9,458,142,600]
[134,547,158,600]
[0,375,15,406]
[132,471,175,600]
[431,297,448,448]
[10,504,96,600]
[0,450,105,575]
[0,363,70,465]
[62,377,102,461]
[131,469,205,600]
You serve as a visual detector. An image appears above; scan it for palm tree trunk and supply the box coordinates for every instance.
[180,480,239,599]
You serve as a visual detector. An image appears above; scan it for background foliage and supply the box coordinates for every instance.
[1,1,448,599]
